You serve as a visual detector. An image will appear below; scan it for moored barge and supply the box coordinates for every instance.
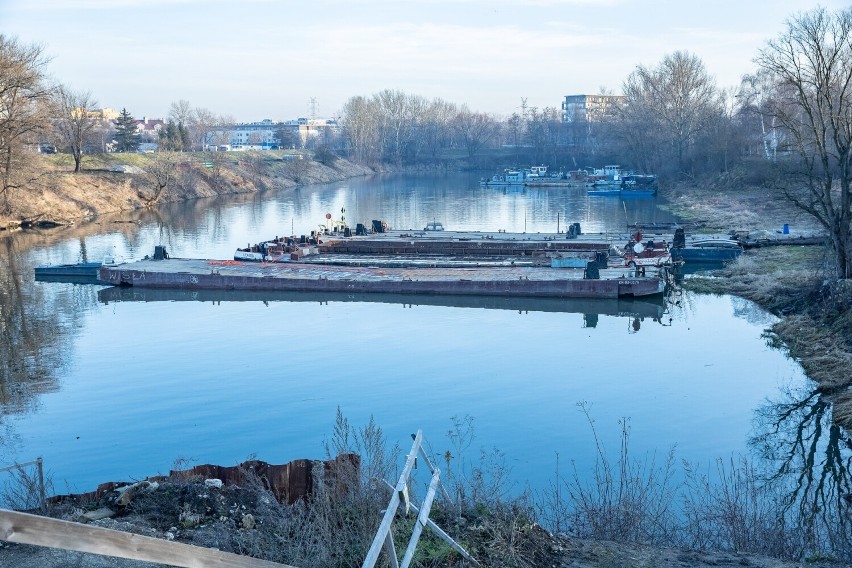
[97,258,667,298]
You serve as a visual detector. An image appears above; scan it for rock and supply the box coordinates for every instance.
[241,513,256,529]
[179,509,202,529]
[204,478,223,489]
[110,165,144,174]
[114,480,154,507]
[81,507,116,522]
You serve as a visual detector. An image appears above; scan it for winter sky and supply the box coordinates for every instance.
[1,0,847,122]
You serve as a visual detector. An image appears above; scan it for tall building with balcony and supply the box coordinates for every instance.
[561,94,625,123]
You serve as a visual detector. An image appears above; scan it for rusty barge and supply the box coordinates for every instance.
[97,258,667,299]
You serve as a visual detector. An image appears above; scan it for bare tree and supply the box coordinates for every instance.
[54,87,98,173]
[615,51,722,175]
[139,151,178,205]
[0,35,53,212]
[169,99,193,126]
[525,106,562,165]
[756,6,852,278]
[454,106,499,159]
[738,71,781,161]
[420,98,457,162]
[340,95,381,163]
[374,89,417,164]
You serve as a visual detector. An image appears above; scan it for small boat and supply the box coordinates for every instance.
[480,169,527,187]
[34,254,120,283]
[424,221,444,231]
[587,187,622,196]
[620,187,657,197]
[480,166,550,187]
[586,167,659,196]
[34,261,103,281]
[671,239,743,262]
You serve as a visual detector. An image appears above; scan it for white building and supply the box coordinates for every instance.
[562,94,625,123]
[205,118,339,150]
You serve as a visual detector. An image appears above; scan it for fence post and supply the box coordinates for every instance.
[36,458,45,512]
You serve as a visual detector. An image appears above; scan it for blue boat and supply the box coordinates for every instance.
[671,239,743,263]
[620,188,657,197]
[587,187,622,196]
[34,262,103,283]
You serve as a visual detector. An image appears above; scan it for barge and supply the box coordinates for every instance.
[97,258,667,299]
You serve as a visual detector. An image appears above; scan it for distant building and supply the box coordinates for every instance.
[135,118,165,138]
[205,117,340,150]
[561,94,625,123]
[88,107,120,121]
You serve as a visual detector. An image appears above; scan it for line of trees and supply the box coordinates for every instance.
[337,89,565,167]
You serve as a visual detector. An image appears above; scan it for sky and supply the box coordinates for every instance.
[2,0,847,123]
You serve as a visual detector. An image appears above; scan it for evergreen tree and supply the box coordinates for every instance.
[113,108,140,152]
[159,120,189,151]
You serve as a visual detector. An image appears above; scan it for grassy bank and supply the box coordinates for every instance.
[660,182,852,428]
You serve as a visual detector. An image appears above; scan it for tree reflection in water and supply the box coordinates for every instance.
[751,383,852,558]
[0,235,99,465]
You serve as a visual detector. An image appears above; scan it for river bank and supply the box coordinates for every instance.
[0,471,835,568]
[660,182,852,427]
[0,151,375,231]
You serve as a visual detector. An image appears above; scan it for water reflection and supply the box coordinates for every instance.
[752,384,852,555]
[0,173,812,498]
[0,236,65,415]
[95,287,670,329]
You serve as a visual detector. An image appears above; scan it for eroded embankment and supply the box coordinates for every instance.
[0,152,375,230]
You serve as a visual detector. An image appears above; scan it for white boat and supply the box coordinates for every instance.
[480,166,549,187]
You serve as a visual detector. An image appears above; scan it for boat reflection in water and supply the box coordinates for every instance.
[96,288,669,330]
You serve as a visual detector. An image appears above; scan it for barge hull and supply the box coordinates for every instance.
[97,259,665,299]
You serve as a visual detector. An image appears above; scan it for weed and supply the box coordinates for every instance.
[561,404,679,545]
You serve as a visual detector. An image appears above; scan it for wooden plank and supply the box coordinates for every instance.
[0,459,41,473]
[361,430,422,568]
[0,509,295,568]
[414,441,453,504]
[383,532,399,568]
[381,480,478,565]
[400,470,440,568]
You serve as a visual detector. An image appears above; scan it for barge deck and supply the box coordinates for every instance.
[97,258,667,298]
[317,230,613,256]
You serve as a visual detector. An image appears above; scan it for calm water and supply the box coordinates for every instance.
[0,172,821,499]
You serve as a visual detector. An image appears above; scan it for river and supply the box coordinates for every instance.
[0,172,837,515]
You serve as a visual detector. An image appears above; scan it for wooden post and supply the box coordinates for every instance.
[0,458,46,511]
[36,458,45,512]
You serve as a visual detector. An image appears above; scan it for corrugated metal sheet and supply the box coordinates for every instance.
[47,453,360,506]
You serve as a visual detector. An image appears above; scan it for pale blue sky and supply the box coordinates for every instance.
[1,0,845,122]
